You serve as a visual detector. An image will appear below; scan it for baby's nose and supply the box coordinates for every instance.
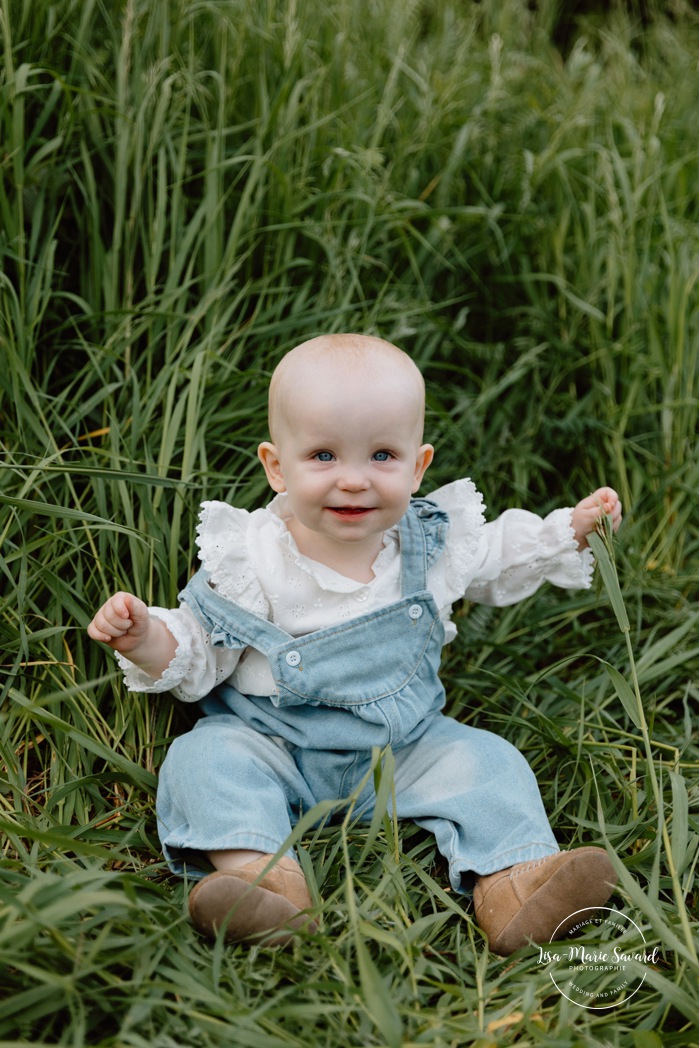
[337,467,370,490]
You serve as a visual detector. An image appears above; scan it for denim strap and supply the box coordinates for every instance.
[398,502,428,595]
[179,568,291,652]
[399,497,450,595]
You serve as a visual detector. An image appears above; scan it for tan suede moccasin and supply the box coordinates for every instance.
[473,846,617,955]
[188,854,317,946]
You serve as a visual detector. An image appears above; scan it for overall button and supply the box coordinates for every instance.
[408,604,423,620]
[285,650,302,667]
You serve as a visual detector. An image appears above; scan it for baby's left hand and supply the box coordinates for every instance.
[572,487,622,550]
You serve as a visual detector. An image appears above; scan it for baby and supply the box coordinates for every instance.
[88,334,622,954]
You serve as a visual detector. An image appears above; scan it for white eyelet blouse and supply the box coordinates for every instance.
[116,478,593,701]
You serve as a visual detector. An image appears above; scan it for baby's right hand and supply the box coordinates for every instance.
[87,592,151,654]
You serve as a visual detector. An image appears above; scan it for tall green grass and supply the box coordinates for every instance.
[1,0,698,1044]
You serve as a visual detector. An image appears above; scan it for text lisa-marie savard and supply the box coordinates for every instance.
[538,945,660,967]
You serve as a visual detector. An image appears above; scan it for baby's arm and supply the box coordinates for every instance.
[571,487,622,551]
[87,592,179,681]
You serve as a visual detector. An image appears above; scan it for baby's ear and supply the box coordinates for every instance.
[412,443,434,492]
[258,442,287,492]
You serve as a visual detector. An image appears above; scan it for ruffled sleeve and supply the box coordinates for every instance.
[195,501,271,619]
[427,479,594,607]
[114,501,271,699]
[426,479,487,604]
[463,506,594,606]
[114,603,243,701]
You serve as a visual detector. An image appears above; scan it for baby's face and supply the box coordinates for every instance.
[258,360,433,567]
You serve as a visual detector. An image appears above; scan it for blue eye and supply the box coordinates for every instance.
[373,450,392,462]
[314,451,334,462]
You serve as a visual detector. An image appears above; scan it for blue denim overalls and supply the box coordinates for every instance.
[157,499,558,889]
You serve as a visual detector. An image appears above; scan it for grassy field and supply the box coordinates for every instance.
[1,0,698,1044]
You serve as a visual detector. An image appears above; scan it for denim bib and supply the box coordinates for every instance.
[179,498,449,750]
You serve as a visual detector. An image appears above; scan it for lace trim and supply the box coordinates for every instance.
[580,547,595,586]
[197,495,395,597]
[195,501,270,615]
[429,478,487,599]
[195,483,489,605]
[550,507,596,587]
[115,608,194,693]
[268,494,396,592]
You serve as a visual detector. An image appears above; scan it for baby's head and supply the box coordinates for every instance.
[258,334,434,561]
[267,333,426,444]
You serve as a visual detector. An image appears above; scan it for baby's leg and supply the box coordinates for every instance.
[391,714,615,954]
[156,716,317,944]
[392,714,558,888]
[208,849,266,870]
[157,716,315,867]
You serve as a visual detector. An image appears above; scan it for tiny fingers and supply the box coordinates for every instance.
[573,487,623,550]
[99,626,127,642]
[87,622,112,643]
[594,486,618,508]
[609,498,623,531]
[588,488,623,533]
[88,594,135,641]
[90,615,130,641]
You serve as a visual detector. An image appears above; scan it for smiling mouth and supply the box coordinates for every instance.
[327,506,375,517]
